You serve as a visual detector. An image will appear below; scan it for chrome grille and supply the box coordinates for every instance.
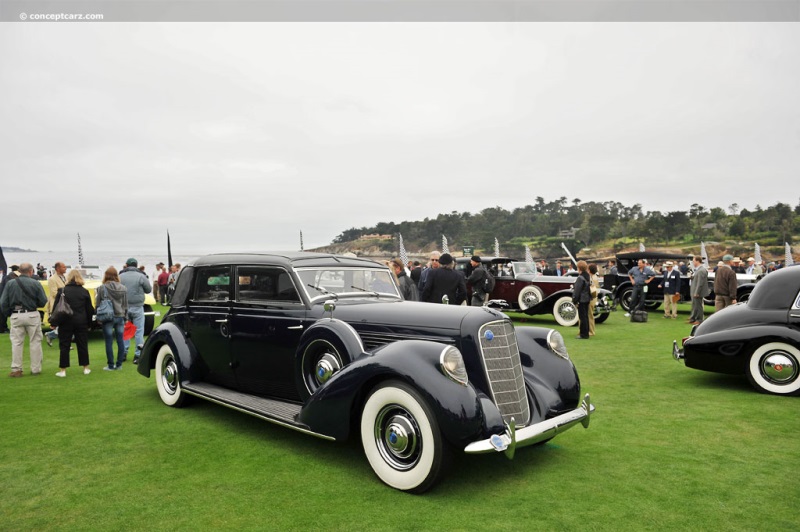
[478,320,530,426]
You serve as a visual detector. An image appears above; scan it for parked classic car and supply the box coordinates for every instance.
[137,252,595,492]
[38,270,158,335]
[610,252,758,312]
[456,257,612,327]
[672,266,800,396]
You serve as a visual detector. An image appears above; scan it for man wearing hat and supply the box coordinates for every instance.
[731,257,746,274]
[713,254,738,312]
[420,253,466,305]
[44,261,68,347]
[119,257,152,364]
[657,261,681,319]
[466,255,489,306]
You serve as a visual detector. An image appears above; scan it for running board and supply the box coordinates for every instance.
[182,382,335,441]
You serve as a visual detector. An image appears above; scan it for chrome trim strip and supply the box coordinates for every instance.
[182,388,336,441]
[464,393,594,455]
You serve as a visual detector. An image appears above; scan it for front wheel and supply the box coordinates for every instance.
[593,310,610,324]
[155,344,188,407]
[360,381,448,493]
[553,296,579,327]
[746,342,800,396]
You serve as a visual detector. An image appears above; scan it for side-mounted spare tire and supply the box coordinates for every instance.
[295,319,365,401]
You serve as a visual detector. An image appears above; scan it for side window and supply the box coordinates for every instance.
[170,266,194,306]
[194,266,232,302]
[237,267,301,304]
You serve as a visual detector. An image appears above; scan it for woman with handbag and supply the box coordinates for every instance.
[54,270,95,377]
[96,267,129,371]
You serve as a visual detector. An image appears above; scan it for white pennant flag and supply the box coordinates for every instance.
[441,235,449,255]
[786,242,794,267]
[494,238,500,258]
[399,234,408,267]
[639,242,645,252]
[700,242,709,268]
[754,242,762,265]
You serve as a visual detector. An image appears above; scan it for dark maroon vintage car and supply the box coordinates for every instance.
[456,257,612,326]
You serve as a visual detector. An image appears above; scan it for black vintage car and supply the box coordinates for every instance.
[673,266,800,396]
[610,252,759,311]
[137,253,594,492]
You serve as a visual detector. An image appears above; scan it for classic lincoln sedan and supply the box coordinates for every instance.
[138,253,594,492]
[673,266,800,396]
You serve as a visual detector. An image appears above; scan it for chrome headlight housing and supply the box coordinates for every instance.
[547,330,570,360]
[440,346,468,386]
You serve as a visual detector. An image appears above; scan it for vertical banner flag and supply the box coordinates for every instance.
[700,242,709,268]
[524,245,534,270]
[786,243,794,267]
[167,231,173,269]
[77,233,85,268]
[398,234,408,267]
[300,230,304,251]
[0,245,7,277]
[441,235,449,255]
[639,242,646,252]
[494,238,500,258]
[754,243,762,266]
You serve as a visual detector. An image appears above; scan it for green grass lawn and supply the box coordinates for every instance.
[1,303,798,531]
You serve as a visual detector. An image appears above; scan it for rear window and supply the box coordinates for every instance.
[747,272,799,310]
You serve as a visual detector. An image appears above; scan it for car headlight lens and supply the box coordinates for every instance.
[547,330,570,360]
[440,346,468,386]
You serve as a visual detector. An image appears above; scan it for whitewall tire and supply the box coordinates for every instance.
[155,344,187,407]
[360,381,447,493]
[553,296,579,327]
[517,285,544,310]
[747,342,800,396]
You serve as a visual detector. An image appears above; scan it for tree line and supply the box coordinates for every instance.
[332,198,800,258]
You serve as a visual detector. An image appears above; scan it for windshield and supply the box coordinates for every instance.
[295,267,401,301]
[512,262,539,275]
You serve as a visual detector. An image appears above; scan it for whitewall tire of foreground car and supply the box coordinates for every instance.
[747,342,800,396]
[360,381,447,493]
[156,344,187,407]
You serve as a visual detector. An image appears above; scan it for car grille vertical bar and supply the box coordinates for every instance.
[478,320,530,426]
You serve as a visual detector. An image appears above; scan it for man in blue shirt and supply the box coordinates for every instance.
[626,259,655,316]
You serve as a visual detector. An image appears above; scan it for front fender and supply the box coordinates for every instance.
[297,340,494,445]
[515,327,582,421]
[521,289,573,316]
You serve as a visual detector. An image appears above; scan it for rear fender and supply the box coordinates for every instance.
[137,322,202,381]
[298,339,489,445]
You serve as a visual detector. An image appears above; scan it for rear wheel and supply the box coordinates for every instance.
[517,285,544,310]
[155,344,188,407]
[553,296,579,327]
[746,342,800,396]
[619,287,633,312]
[360,381,448,493]
[593,310,610,324]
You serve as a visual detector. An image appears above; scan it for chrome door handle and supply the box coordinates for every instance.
[215,318,228,323]
[287,325,304,330]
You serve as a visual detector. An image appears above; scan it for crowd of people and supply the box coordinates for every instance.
[0,258,178,378]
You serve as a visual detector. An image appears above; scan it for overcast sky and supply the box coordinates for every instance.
[1,23,797,254]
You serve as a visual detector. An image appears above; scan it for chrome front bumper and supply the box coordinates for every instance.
[464,393,594,458]
[672,340,685,361]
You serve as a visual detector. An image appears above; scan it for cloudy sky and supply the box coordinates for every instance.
[1,22,797,253]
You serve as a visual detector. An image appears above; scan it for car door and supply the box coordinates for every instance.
[187,266,236,389]
[229,266,307,401]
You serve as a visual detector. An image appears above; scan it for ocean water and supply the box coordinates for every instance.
[1,250,201,279]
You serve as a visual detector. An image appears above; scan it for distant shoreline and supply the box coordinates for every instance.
[1,246,37,253]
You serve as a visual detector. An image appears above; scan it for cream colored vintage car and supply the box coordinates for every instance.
[38,270,158,335]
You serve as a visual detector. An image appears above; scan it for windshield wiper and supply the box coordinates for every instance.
[307,284,338,300]
[350,285,381,298]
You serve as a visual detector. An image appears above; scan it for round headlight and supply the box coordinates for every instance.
[547,330,570,360]
[440,346,468,386]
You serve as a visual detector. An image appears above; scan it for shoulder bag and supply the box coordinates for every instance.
[49,289,74,327]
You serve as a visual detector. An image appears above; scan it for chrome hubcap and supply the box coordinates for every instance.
[315,353,341,386]
[559,302,577,321]
[161,356,178,395]
[375,406,421,470]
[761,352,798,384]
